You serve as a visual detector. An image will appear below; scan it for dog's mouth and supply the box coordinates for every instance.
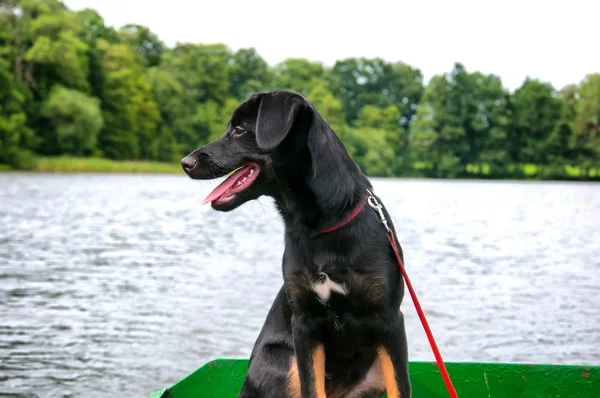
[202,163,260,205]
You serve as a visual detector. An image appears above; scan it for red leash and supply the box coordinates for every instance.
[366,190,459,398]
[388,232,458,397]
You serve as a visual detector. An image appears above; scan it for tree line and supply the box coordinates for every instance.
[1,0,599,179]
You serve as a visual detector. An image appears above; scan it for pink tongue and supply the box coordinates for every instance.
[202,166,251,204]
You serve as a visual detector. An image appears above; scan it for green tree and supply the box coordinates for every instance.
[159,43,231,152]
[228,48,271,99]
[306,83,345,135]
[353,104,409,172]
[41,85,103,156]
[410,64,510,177]
[96,39,161,160]
[272,58,327,96]
[119,24,164,67]
[344,127,395,177]
[390,62,425,131]
[3,0,92,156]
[509,79,563,165]
[164,43,230,105]
[0,0,598,180]
[573,74,600,173]
[468,72,511,171]
[146,66,183,158]
[354,105,399,132]
[545,84,579,169]
[330,57,423,130]
[22,0,89,91]
[410,76,463,177]
[1,0,22,79]
[0,58,35,168]
[76,8,119,101]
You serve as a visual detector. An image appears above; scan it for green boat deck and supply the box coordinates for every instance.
[150,359,599,397]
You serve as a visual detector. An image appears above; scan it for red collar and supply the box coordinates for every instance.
[319,199,367,234]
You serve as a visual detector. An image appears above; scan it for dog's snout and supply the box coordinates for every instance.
[181,155,197,171]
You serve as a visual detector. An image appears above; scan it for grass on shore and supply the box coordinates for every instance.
[1,156,598,181]
[415,161,599,180]
[32,156,183,174]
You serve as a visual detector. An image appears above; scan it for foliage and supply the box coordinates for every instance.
[509,79,564,165]
[572,74,600,171]
[41,84,103,155]
[344,127,395,177]
[119,24,164,67]
[272,58,327,96]
[0,58,35,168]
[228,48,271,100]
[96,39,161,160]
[0,0,598,180]
[411,64,511,177]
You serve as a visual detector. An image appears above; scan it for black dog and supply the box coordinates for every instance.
[181,91,411,398]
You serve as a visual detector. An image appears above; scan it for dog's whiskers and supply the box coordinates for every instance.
[255,199,271,225]
[269,164,284,196]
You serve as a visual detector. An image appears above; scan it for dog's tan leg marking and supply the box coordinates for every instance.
[312,344,327,398]
[287,357,301,398]
[378,347,400,398]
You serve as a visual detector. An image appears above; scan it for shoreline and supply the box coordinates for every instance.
[1,157,598,182]
[17,157,182,175]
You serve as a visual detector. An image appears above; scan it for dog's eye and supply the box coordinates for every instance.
[231,126,246,138]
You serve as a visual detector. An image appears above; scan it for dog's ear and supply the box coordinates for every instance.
[255,94,303,150]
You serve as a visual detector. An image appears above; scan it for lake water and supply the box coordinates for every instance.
[1,173,599,397]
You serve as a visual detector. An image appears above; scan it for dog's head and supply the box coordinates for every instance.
[181,90,365,213]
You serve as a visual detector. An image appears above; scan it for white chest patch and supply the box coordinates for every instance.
[311,273,348,303]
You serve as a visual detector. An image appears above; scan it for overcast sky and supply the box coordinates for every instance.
[63,0,599,92]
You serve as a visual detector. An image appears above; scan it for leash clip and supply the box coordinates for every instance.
[366,189,390,232]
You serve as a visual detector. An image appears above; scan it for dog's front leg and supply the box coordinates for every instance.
[292,315,326,398]
[378,312,412,398]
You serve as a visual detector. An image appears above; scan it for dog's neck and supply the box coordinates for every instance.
[272,180,367,237]
[270,130,371,237]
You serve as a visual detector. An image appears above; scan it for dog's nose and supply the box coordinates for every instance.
[180,156,197,171]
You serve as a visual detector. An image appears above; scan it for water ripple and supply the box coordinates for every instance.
[1,173,599,396]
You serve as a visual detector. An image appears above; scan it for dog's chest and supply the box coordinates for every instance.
[311,272,348,303]
[286,263,390,310]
